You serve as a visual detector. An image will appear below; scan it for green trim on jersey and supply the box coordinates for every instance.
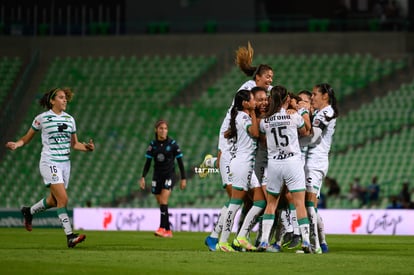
[50,159,70,162]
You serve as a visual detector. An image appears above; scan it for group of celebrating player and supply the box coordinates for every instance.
[201,42,339,253]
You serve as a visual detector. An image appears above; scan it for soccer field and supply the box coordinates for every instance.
[1,228,414,275]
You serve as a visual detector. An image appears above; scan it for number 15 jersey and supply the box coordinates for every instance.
[259,109,304,162]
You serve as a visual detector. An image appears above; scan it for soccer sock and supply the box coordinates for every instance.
[160,204,169,230]
[31,198,51,215]
[306,201,320,249]
[254,215,263,245]
[281,208,293,234]
[298,217,310,244]
[205,157,217,168]
[237,206,248,234]
[57,207,72,235]
[289,203,300,235]
[211,204,228,238]
[237,200,265,239]
[317,210,327,245]
[219,199,242,244]
[260,214,274,244]
[274,215,285,246]
[269,211,279,244]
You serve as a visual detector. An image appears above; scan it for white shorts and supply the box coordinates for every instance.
[305,167,327,197]
[248,170,261,189]
[219,150,232,187]
[229,156,255,191]
[266,159,306,195]
[254,158,267,186]
[305,159,328,196]
[39,160,71,189]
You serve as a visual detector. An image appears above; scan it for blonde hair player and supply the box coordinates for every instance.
[203,42,273,251]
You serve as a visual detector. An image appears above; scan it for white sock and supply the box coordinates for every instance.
[317,211,327,245]
[298,217,310,244]
[274,217,285,246]
[205,157,217,168]
[57,207,73,235]
[281,209,293,234]
[289,204,300,235]
[237,205,264,238]
[269,212,279,243]
[211,205,227,238]
[260,214,274,244]
[219,203,241,244]
[307,206,320,249]
[237,208,248,234]
[31,198,48,215]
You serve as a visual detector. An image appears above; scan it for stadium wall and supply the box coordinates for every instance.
[72,208,414,236]
[1,208,412,235]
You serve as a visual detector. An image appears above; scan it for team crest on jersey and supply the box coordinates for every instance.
[51,173,59,182]
[156,153,165,162]
[313,119,321,127]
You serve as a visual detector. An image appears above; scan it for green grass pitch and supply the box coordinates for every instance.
[1,228,414,274]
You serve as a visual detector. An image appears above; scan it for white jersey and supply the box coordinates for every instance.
[218,80,272,152]
[233,111,257,158]
[228,111,257,191]
[260,109,304,162]
[238,80,257,91]
[218,111,236,154]
[306,105,336,166]
[32,110,76,163]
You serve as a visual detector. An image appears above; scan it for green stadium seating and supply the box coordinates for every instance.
[0,56,22,107]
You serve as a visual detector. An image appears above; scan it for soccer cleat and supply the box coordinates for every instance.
[282,231,294,247]
[257,242,269,252]
[314,247,322,254]
[164,230,173,238]
[205,236,218,251]
[198,154,213,178]
[301,241,312,254]
[231,238,245,252]
[321,243,329,253]
[218,242,236,252]
[266,242,281,253]
[287,234,302,250]
[154,227,166,237]
[21,206,33,232]
[234,236,257,251]
[67,233,86,248]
